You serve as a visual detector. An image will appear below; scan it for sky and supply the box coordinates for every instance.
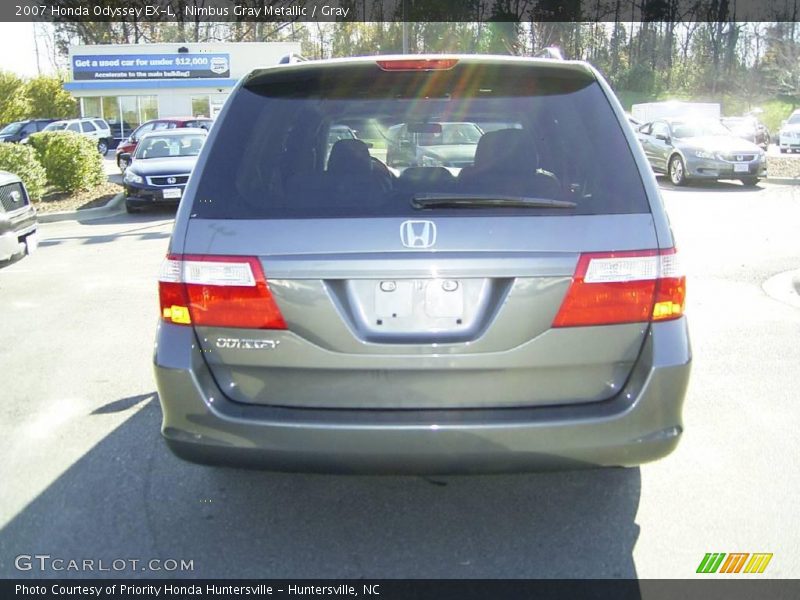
[0,22,57,78]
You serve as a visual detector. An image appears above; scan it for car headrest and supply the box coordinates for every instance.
[328,139,372,175]
[473,129,538,172]
[148,140,169,158]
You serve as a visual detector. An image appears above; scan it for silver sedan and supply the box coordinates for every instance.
[637,119,766,186]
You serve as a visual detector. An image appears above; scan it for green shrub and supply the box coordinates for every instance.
[27,131,105,193]
[0,143,46,201]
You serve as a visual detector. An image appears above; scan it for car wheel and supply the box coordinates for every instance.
[98,140,108,155]
[668,155,687,186]
[780,148,787,154]
[740,177,759,187]
[117,156,127,173]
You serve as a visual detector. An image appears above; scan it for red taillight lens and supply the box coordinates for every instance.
[376,58,459,71]
[158,254,287,329]
[552,248,685,328]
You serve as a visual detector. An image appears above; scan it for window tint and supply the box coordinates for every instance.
[92,119,108,130]
[0,122,24,135]
[135,133,205,159]
[67,123,81,133]
[193,63,649,219]
[81,121,97,133]
[186,120,211,130]
[133,123,154,141]
[652,122,669,138]
[671,120,728,138]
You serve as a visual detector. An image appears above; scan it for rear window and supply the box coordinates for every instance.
[186,119,212,130]
[193,62,649,219]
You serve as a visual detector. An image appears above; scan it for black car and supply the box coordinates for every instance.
[122,128,207,213]
[721,116,770,150]
[0,171,38,263]
[0,119,57,144]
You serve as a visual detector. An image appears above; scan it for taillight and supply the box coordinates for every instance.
[158,254,287,329]
[552,248,685,328]
[376,58,459,71]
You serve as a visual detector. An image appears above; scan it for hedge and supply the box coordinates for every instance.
[0,142,46,201]
[27,131,105,193]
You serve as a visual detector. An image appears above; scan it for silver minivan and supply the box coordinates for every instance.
[154,55,691,473]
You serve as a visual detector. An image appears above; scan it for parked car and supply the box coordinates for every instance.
[778,109,800,153]
[386,121,483,168]
[115,117,214,171]
[122,128,207,213]
[721,116,770,150]
[42,118,113,155]
[0,119,57,144]
[0,170,38,263]
[154,55,690,473]
[106,119,133,142]
[637,118,765,186]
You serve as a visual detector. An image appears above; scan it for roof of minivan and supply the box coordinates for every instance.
[245,54,597,84]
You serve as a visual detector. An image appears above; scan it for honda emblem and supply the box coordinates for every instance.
[400,220,437,249]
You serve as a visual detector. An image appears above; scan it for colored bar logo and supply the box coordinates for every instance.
[697,553,773,574]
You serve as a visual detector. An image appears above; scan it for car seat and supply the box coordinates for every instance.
[458,129,561,198]
[326,139,391,199]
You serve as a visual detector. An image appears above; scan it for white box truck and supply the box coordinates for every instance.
[631,101,721,124]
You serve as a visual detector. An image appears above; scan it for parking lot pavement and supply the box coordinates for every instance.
[1,181,799,579]
[104,152,122,185]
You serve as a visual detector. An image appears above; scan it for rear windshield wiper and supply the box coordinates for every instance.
[410,193,577,210]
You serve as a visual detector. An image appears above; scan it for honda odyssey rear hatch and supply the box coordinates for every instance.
[162,57,680,411]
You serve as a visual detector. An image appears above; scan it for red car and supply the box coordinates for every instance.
[115,117,213,170]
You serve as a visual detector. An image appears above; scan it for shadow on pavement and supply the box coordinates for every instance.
[0,397,642,582]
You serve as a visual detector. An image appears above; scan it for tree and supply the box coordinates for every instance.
[0,71,30,125]
[25,75,78,120]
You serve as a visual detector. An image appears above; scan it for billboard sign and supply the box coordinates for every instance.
[72,53,231,81]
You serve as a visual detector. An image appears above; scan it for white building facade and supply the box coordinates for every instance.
[65,41,301,139]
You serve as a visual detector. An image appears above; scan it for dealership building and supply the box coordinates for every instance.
[65,41,301,139]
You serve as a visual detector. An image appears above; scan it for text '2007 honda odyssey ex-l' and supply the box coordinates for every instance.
[155,55,691,473]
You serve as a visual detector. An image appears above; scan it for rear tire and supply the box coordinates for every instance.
[740,177,759,187]
[98,140,108,155]
[668,155,687,186]
[780,148,788,154]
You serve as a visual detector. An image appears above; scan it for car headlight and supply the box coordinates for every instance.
[123,170,144,185]
[694,150,715,159]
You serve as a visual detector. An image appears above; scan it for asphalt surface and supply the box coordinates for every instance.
[1,179,799,580]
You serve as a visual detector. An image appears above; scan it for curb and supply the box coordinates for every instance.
[764,177,800,185]
[37,193,126,223]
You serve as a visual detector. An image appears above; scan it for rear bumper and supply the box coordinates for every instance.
[154,318,691,473]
